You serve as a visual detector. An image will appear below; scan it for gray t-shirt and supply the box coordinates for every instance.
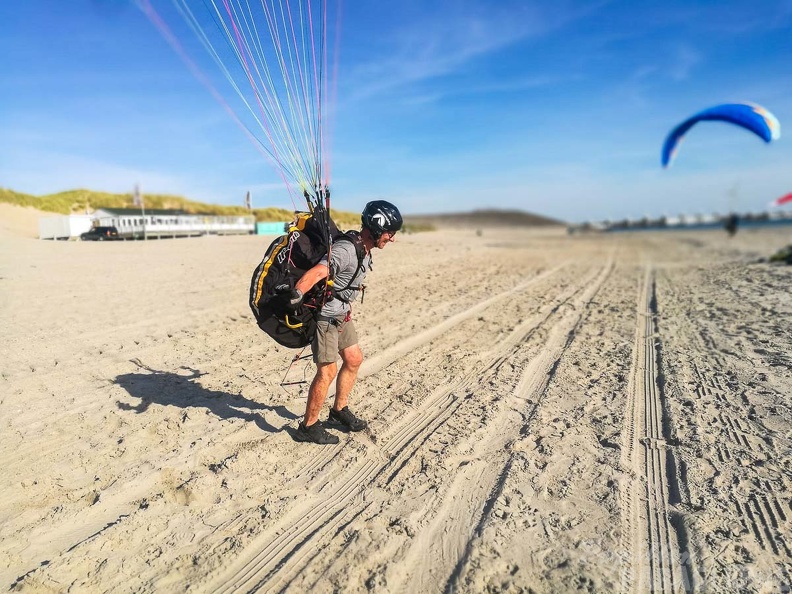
[319,239,370,317]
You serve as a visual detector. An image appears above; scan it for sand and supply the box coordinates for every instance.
[1,202,791,593]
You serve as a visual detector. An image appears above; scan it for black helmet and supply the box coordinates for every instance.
[361,200,403,239]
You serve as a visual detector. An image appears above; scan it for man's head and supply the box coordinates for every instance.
[361,200,402,248]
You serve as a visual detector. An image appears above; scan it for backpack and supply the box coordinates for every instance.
[249,211,365,348]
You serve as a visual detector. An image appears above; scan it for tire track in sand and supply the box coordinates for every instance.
[289,263,568,483]
[654,270,792,586]
[205,265,576,593]
[378,263,604,481]
[404,259,614,594]
[620,266,689,593]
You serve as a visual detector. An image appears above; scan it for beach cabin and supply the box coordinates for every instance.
[92,208,256,239]
[38,215,94,240]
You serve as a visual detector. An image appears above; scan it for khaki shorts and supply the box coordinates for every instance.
[312,317,359,364]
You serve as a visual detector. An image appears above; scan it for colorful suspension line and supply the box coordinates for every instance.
[137,0,336,211]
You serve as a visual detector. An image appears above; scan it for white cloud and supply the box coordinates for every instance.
[669,43,702,82]
[344,1,608,101]
[398,73,583,106]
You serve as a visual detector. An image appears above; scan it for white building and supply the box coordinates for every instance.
[91,208,256,239]
[38,209,256,240]
[38,215,94,240]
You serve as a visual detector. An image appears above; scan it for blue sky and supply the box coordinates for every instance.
[2,0,792,222]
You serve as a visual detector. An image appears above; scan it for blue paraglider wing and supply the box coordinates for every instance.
[661,103,781,167]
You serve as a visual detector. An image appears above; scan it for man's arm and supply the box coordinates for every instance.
[288,261,330,309]
[289,262,328,311]
[295,262,329,294]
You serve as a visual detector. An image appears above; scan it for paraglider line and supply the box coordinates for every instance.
[138,0,298,203]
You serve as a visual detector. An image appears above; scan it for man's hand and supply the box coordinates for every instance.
[286,288,303,312]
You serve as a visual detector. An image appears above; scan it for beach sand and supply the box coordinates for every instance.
[1,203,791,592]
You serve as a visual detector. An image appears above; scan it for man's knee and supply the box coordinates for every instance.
[341,346,363,369]
[315,361,338,382]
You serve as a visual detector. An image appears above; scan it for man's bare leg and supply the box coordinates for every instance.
[304,361,337,426]
[333,344,363,411]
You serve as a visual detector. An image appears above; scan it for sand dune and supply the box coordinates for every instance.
[1,211,790,592]
[0,203,43,239]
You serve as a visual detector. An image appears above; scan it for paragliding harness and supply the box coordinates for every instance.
[249,192,367,350]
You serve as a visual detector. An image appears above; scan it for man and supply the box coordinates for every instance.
[290,200,403,444]
[724,212,739,237]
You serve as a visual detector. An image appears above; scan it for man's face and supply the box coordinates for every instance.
[376,230,396,249]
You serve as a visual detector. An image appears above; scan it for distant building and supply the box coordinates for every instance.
[39,215,93,240]
[93,208,255,239]
[39,208,256,240]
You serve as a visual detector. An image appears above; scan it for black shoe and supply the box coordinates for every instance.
[294,421,339,444]
[328,406,368,432]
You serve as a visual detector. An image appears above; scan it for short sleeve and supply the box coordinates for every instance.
[328,242,356,276]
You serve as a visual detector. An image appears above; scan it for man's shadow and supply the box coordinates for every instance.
[114,360,299,433]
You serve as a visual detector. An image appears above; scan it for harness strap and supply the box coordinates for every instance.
[327,231,369,298]
[316,313,350,326]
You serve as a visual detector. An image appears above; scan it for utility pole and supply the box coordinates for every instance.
[245,191,252,211]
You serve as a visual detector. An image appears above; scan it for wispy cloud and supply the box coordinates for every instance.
[345,1,609,101]
[600,41,704,111]
[668,43,702,81]
[399,73,584,106]
[694,2,792,34]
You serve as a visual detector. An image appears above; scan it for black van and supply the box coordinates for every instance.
[80,226,119,241]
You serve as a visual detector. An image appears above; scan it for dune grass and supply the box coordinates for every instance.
[0,187,359,224]
[0,187,432,232]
